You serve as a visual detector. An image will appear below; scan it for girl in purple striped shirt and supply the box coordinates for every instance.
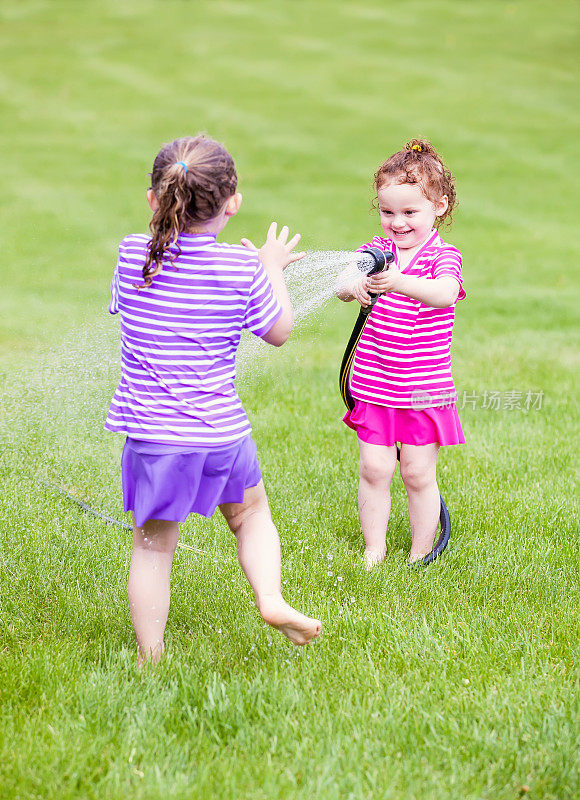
[106,135,321,665]
[336,139,465,568]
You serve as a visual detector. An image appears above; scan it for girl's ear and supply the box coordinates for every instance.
[147,188,159,212]
[435,195,449,217]
[225,192,242,218]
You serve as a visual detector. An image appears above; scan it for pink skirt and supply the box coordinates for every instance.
[343,400,465,447]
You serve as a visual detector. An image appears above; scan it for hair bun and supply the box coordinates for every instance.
[404,138,438,158]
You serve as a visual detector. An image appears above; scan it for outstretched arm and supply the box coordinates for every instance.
[241,222,304,346]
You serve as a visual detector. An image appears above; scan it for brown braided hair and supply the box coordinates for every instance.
[374,138,457,228]
[138,135,237,288]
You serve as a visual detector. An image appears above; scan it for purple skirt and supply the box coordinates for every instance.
[121,436,262,528]
[343,400,465,446]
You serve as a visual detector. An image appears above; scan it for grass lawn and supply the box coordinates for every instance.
[0,1,578,798]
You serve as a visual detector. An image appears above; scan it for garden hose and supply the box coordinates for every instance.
[339,246,451,566]
[35,479,203,553]
[339,247,395,411]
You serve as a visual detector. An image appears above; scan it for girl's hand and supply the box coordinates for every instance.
[351,274,372,307]
[367,263,403,295]
[334,270,374,306]
[241,222,305,272]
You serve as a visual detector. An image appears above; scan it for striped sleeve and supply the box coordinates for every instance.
[356,240,374,253]
[108,249,122,315]
[356,235,393,254]
[431,247,466,300]
[243,259,282,336]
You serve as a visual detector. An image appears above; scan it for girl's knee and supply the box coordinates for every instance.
[400,444,438,493]
[360,452,396,486]
[400,461,434,493]
[132,519,179,554]
[220,484,271,535]
[224,502,268,535]
[223,505,251,535]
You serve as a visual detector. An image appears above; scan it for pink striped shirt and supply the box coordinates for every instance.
[350,230,465,408]
[105,232,281,446]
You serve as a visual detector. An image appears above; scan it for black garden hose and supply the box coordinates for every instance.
[37,478,132,531]
[34,478,203,553]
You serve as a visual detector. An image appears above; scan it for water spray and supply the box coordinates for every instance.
[338,246,451,567]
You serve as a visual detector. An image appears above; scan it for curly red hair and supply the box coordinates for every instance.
[374,138,457,228]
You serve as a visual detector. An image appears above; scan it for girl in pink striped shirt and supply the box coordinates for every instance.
[336,139,465,567]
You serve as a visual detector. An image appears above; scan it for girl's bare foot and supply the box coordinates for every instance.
[137,641,164,669]
[408,535,436,564]
[257,595,322,645]
[364,548,386,571]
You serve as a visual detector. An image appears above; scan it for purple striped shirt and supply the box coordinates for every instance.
[351,230,465,408]
[105,232,282,445]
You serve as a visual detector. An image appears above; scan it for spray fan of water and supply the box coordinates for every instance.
[1,250,365,518]
[237,249,367,377]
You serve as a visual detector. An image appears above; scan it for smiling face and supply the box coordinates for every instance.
[377,181,448,250]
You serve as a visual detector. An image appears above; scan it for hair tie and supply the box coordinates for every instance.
[175,160,188,173]
[411,144,423,153]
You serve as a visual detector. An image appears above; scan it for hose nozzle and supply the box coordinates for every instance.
[356,246,395,314]
[356,246,395,277]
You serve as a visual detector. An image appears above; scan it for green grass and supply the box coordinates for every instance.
[1,1,579,798]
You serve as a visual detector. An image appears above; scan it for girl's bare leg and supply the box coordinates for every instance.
[399,443,440,562]
[358,441,398,569]
[128,517,179,667]
[220,481,321,645]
